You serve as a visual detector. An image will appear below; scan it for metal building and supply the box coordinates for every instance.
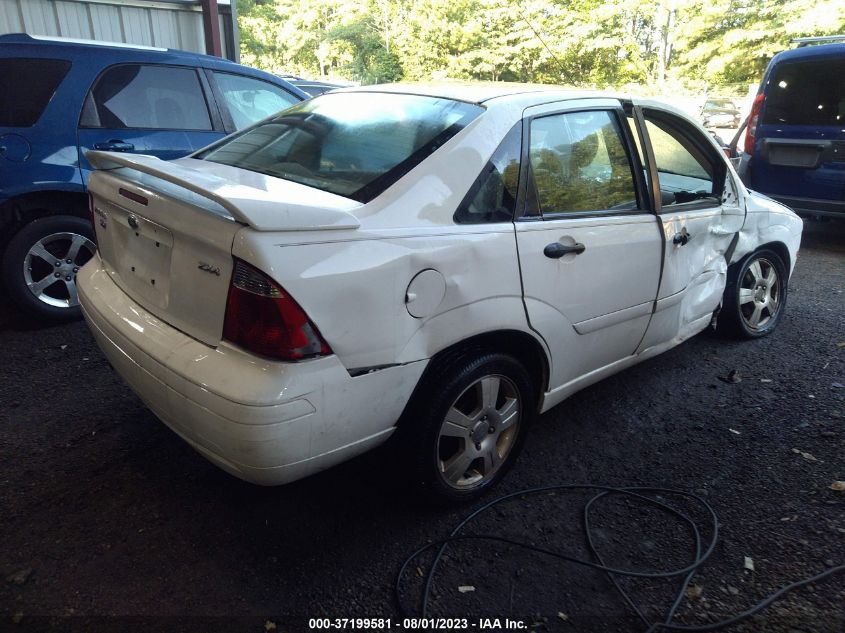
[0,0,239,60]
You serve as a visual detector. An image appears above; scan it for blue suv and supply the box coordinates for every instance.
[742,39,845,217]
[0,34,306,321]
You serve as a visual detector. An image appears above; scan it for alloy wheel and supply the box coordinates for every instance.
[738,256,781,331]
[23,232,96,309]
[437,374,521,490]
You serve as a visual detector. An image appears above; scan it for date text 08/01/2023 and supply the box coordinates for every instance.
[308,618,529,630]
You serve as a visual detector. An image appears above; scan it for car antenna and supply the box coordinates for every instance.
[514,5,567,80]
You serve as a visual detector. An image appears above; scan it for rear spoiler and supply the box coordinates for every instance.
[86,151,361,232]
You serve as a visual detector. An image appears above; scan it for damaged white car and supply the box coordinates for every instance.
[78,85,802,501]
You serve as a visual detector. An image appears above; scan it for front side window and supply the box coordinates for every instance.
[80,64,212,130]
[763,58,845,126]
[454,124,521,224]
[0,58,71,127]
[199,92,483,202]
[642,114,718,206]
[213,72,300,130]
[528,110,638,215]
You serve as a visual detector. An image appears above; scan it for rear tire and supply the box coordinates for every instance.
[399,351,535,504]
[717,248,788,339]
[1,215,96,322]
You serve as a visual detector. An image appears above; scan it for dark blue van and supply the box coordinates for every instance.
[743,39,845,217]
[0,34,306,321]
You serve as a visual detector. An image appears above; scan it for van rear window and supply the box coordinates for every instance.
[0,58,71,127]
[763,57,845,126]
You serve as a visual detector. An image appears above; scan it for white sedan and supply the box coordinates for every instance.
[78,84,802,502]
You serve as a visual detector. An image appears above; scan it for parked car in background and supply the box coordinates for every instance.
[79,84,801,502]
[700,98,741,128]
[277,73,348,96]
[0,34,306,321]
[741,37,845,217]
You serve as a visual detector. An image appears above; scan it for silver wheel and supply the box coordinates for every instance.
[437,374,521,490]
[738,256,781,331]
[23,232,95,309]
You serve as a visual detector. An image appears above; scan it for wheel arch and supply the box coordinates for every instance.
[0,190,89,248]
[731,240,791,277]
[398,329,551,427]
[756,240,791,273]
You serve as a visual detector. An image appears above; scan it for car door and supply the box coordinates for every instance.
[77,63,224,181]
[632,105,746,352]
[515,99,663,390]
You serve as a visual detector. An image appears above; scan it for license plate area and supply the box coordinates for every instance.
[108,207,173,308]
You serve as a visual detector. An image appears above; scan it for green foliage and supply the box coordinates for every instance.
[236,0,845,90]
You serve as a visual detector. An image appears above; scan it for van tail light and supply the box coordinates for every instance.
[223,259,331,361]
[743,93,765,155]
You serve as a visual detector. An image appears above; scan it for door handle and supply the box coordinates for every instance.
[94,140,135,152]
[544,242,586,258]
[673,228,691,246]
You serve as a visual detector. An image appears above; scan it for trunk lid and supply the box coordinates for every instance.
[86,151,360,346]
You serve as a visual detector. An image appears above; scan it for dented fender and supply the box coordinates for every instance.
[730,191,803,275]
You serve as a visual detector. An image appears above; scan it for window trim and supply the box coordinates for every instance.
[634,106,727,215]
[77,63,218,132]
[516,105,651,222]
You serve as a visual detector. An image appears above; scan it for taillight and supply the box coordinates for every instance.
[222,259,331,361]
[743,93,765,155]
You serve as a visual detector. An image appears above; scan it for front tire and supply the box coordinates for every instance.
[2,215,96,322]
[401,352,535,503]
[718,248,788,339]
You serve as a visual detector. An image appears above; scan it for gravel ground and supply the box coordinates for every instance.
[1,219,843,633]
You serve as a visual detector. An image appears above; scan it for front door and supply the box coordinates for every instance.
[515,100,662,390]
[632,106,745,352]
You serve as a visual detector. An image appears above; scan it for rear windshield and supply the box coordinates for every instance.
[0,58,71,127]
[198,92,483,202]
[763,57,845,126]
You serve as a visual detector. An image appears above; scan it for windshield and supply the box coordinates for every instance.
[704,100,735,109]
[199,92,484,202]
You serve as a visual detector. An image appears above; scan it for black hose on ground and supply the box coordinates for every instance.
[395,485,844,631]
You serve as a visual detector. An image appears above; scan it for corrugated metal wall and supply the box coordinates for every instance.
[0,0,236,60]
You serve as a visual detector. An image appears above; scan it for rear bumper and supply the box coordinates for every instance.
[765,194,845,218]
[78,255,426,485]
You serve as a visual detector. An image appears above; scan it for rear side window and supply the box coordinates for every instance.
[80,64,212,130]
[763,57,845,126]
[0,58,71,127]
[454,124,521,224]
[212,72,300,130]
[199,92,483,202]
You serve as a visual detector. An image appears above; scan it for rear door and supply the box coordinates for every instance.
[77,63,224,182]
[752,54,845,207]
[632,106,745,352]
[515,99,662,389]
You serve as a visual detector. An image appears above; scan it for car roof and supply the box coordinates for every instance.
[0,33,228,66]
[770,41,845,64]
[334,82,612,105]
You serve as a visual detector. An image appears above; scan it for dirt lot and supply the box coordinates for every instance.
[1,220,843,633]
